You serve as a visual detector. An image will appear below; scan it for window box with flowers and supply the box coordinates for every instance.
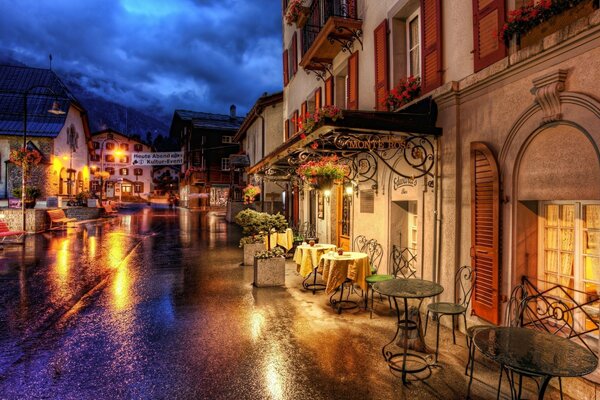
[285,0,310,28]
[383,76,421,112]
[242,184,261,204]
[294,105,344,150]
[500,0,597,48]
[296,155,350,191]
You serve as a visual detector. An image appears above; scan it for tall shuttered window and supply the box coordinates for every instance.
[347,52,359,110]
[472,0,506,72]
[314,87,322,111]
[408,11,421,77]
[470,142,501,324]
[324,77,334,106]
[374,19,389,111]
[283,49,289,86]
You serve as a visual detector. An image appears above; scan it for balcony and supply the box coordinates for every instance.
[300,0,362,72]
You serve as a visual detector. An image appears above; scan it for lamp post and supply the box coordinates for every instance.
[22,86,65,232]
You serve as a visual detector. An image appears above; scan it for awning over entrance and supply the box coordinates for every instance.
[247,98,442,186]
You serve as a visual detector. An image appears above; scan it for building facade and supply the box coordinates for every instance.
[170,107,243,209]
[90,129,153,200]
[249,0,600,394]
[0,65,93,200]
[233,92,285,216]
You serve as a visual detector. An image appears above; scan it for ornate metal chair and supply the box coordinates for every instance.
[363,240,391,318]
[424,265,475,362]
[353,235,369,252]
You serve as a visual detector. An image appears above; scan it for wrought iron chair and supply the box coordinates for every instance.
[363,240,391,318]
[424,265,475,362]
[466,283,528,397]
[353,235,369,252]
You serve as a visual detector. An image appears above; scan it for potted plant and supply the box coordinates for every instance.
[75,190,91,206]
[285,0,310,27]
[383,76,421,111]
[12,186,41,209]
[235,209,289,265]
[296,155,349,191]
[253,247,286,287]
[242,184,261,204]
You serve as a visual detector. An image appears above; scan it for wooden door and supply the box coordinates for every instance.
[336,186,351,250]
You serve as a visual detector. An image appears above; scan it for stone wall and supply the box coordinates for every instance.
[0,206,103,232]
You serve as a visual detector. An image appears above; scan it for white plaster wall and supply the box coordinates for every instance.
[53,106,91,190]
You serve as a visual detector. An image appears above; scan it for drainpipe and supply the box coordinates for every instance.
[432,137,441,287]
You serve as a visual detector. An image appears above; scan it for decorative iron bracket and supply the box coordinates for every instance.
[327,26,363,53]
[304,60,333,82]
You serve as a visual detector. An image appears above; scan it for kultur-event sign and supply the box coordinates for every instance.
[132,152,183,166]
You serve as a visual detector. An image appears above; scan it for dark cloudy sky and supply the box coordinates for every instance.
[0,0,282,120]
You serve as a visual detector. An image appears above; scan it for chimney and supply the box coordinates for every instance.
[230,104,236,119]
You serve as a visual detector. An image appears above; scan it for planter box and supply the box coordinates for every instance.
[243,242,265,266]
[253,257,286,287]
[520,0,595,48]
[87,199,99,208]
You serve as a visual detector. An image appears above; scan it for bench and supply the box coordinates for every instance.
[103,203,118,216]
[0,220,25,243]
[46,209,77,230]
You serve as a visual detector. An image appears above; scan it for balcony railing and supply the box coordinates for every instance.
[300,0,362,71]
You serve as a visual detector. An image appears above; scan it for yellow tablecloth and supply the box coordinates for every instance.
[318,252,370,294]
[293,244,337,277]
[265,228,294,251]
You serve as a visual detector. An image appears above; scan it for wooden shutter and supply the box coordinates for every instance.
[284,119,289,140]
[347,52,359,110]
[314,87,322,110]
[470,142,501,325]
[291,32,298,76]
[324,77,334,106]
[420,0,443,94]
[301,101,308,122]
[473,0,506,72]
[373,19,389,111]
[292,110,299,134]
[283,50,289,86]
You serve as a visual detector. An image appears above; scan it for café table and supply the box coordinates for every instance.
[265,228,294,251]
[473,326,598,400]
[373,278,444,384]
[319,251,370,313]
[293,243,337,293]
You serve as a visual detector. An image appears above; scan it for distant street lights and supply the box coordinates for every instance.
[93,136,124,204]
[21,86,65,232]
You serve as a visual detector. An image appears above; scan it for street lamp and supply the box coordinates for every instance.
[22,87,65,233]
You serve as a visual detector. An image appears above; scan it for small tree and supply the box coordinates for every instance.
[234,209,288,249]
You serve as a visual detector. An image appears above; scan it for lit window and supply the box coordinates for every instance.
[407,11,420,77]
[120,143,129,151]
[222,136,233,144]
[105,155,115,163]
[134,182,144,193]
[134,168,143,176]
[105,167,115,175]
[119,168,129,176]
[106,142,115,150]
[221,158,230,171]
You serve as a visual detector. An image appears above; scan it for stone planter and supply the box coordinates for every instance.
[243,242,265,266]
[253,257,285,287]
[87,199,99,208]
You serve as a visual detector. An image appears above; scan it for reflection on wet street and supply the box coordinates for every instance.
[0,207,479,399]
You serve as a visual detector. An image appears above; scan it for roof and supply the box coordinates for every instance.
[91,128,152,147]
[0,65,77,138]
[174,109,245,131]
[234,91,283,142]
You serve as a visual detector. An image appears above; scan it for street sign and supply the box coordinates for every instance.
[132,152,183,166]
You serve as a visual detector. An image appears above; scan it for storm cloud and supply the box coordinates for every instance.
[0,0,282,120]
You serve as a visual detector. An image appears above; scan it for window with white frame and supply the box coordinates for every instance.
[539,201,600,333]
[407,10,420,77]
[221,158,230,171]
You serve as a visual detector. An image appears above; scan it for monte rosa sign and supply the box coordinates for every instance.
[132,152,183,166]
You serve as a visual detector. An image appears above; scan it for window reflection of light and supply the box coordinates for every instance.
[88,236,97,258]
[107,234,124,268]
[56,238,69,283]
[265,356,284,400]
[112,264,131,311]
[250,311,265,341]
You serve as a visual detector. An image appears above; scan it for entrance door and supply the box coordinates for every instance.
[336,186,350,250]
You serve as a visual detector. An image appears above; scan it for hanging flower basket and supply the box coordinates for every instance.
[242,184,261,204]
[296,155,349,191]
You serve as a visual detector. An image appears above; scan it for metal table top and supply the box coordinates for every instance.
[473,327,598,378]
[373,278,444,300]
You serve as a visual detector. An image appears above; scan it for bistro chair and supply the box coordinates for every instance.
[353,235,369,252]
[363,240,391,318]
[424,265,475,362]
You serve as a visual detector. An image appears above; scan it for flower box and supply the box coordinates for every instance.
[519,0,595,48]
[253,256,286,287]
[244,242,265,266]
